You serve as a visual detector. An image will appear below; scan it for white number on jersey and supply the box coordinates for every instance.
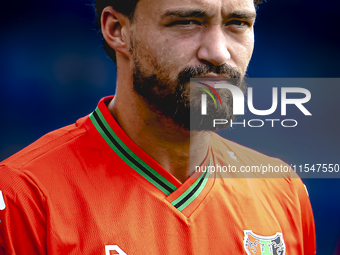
[0,191,6,210]
[105,245,127,255]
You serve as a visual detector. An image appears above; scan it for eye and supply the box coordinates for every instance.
[227,20,250,27]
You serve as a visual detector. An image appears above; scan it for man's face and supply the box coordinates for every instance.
[128,0,256,130]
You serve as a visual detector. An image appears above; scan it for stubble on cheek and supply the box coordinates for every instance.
[133,35,184,91]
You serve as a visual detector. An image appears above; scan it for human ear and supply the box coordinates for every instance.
[101,6,130,58]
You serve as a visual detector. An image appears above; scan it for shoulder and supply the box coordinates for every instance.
[210,132,312,215]
[210,132,283,163]
[1,116,90,171]
[0,116,97,195]
[210,131,301,180]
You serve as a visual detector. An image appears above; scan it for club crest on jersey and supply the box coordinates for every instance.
[243,230,286,255]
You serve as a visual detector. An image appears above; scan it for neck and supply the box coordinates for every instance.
[108,72,210,183]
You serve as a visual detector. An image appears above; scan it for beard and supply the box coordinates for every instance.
[131,46,246,131]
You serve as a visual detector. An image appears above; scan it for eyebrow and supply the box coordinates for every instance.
[161,9,256,20]
[161,9,207,19]
[228,11,256,20]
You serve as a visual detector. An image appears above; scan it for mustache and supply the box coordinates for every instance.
[177,63,242,82]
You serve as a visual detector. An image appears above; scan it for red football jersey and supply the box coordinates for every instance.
[0,97,316,254]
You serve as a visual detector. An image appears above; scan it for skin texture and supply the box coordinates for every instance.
[101,0,256,183]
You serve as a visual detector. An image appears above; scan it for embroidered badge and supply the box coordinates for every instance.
[244,230,286,255]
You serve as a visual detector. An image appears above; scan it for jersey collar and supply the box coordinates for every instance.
[88,97,215,217]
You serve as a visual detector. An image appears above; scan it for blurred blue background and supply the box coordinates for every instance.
[0,0,339,253]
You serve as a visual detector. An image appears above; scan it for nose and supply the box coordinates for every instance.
[197,26,231,67]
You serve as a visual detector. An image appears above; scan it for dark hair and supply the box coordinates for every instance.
[95,0,264,63]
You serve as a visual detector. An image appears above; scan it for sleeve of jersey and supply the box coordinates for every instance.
[293,177,316,255]
[0,165,47,255]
